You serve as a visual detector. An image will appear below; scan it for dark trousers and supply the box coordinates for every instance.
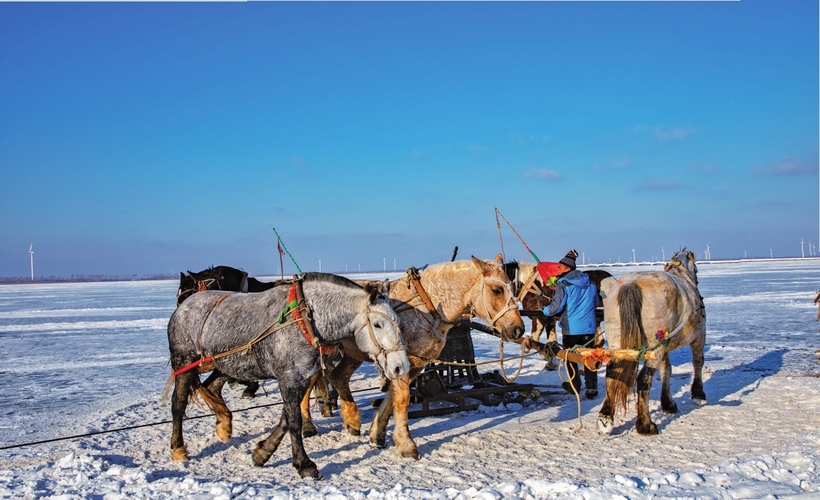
[562,333,598,390]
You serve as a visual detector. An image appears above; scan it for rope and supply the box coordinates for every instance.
[495,207,540,263]
[497,339,526,383]
[1,384,384,452]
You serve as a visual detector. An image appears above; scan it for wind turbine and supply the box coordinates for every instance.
[29,242,34,281]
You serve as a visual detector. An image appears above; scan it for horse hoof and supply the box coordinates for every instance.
[400,449,420,460]
[597,418,613,435]
[215,423,232,443]
[344,426,361,437]
[320,407,333,418]
[251,447,272,467]
[302,426,318,438]
[241,391,255,399]
[637,422,659,435]
[171,447,189,461]
[691,397,706,406]
[298,467,322,480]
[369,439,387,449]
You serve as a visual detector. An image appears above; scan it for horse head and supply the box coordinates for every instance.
[665,248,699,285]
[176,272,197,306]
[358,279,409,380]
[470,254,525,341]
[502,260,522,296]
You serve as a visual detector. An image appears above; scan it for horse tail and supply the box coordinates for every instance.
[195,384,230,418]
[609,282,644,414]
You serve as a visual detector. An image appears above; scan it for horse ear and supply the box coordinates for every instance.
[494,253,504,266]
[380,279,390,297]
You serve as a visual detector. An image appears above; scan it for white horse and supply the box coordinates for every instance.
[597,249,706,435]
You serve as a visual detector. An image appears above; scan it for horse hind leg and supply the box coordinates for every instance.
[299,374,319,438]
[200,371,233,443]
[170,371,198,460]
[635,364,659,435]
[659,354,678,414]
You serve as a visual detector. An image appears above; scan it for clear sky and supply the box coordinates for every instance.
[1,1,818,278]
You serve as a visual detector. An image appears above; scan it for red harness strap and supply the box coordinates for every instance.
[173,356,213,376]
[289,281,336,355]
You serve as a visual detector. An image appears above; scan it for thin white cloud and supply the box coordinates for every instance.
[752,157,815,176]
[289,155,305,167]
[468,144,491,153]
[524,168,561,181]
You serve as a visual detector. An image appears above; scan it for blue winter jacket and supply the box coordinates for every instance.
[544,270,599,335]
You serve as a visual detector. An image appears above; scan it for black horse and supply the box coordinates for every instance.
[176,265,281,398]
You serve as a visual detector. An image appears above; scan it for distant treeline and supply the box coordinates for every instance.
[0,274,178,284]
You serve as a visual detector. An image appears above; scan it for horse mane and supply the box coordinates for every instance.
[302,272,362,291]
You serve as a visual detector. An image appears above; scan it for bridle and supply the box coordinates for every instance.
[474,276,520,341]
[354,298,406,375]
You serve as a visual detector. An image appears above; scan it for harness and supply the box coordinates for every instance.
[400,266,519,345]
[172,280,334,377]
[172,278,404,377]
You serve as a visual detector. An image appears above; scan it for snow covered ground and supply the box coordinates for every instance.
[1,260,820,499]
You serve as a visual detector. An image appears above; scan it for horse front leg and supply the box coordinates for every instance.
[170,371,197,460]
[390,374,419,459]
[253,381,321,479]
[369,380,394,449]
[597,363,617,434]
[690,336,707,406]
[328,357,364,437]
[635,363,659,435]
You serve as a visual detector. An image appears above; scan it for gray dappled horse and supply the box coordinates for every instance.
[176,265,281,398]
[166,273,410,479]
[597,249,706,435]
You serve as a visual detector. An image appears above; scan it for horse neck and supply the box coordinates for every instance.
[303,282,362,341]
[417,261,481,322]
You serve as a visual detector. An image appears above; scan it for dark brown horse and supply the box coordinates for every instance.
[176,265,280,398]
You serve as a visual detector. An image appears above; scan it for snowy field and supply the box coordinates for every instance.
[1,259,820,499]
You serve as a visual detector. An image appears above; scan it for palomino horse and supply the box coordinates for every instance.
[176,265,281,398]
[166,273,409,479]
[597,249,706,435]
[300,255,525,459]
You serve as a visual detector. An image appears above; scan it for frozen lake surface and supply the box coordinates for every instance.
[1,260,819,499]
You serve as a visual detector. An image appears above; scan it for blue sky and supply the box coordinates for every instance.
[1,1,817,278]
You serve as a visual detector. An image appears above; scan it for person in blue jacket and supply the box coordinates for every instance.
[544,249,600,399]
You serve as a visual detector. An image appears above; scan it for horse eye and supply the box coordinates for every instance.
[491,287,502,296]
[374,322,382,329]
